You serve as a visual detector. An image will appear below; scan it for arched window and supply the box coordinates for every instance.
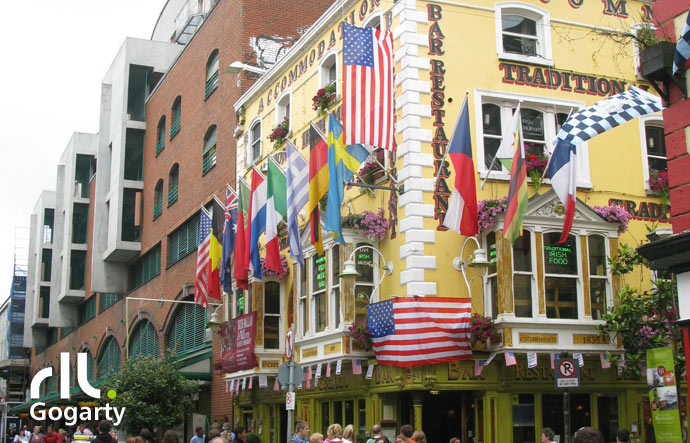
[319,52,338,89]
[363,13,381,30]
[45,367,56,395]
[129,320,159,360]
[167,298,207,353]
[168,164,179,206]
[250,119,262,163]
[205,49,220,98]
[203,125,217,174]
[171,96,182,138]
[84,349,95,382]
[156,116,166,154]
[98,336,121,379]
[495,3,553,65]
[153,179,163,219]
[276,92,291,130]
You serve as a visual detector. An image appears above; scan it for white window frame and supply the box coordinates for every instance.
[586,233,612,321]
[319,49,339,89]
[262,280,284,351]
[276,90,292,132]
[510,229,537,319]
[495,2,553,67]
[474,89,591,188]
[363,12,382,30]
[542,231,583,321]
[248,117,262,166]
[638,114,665,191]
[484,231,499,319]
[330,245,342,330]
[298,259,308,337]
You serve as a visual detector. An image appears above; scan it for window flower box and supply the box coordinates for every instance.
[312,83,337,115]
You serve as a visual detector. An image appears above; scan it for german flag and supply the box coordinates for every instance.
[208,198,225,301]
[308,122,329,255]
[502,124,528,244]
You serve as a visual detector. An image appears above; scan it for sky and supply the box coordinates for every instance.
[0,0,167,302]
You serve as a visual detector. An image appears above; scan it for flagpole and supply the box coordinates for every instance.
[434,90,469,186]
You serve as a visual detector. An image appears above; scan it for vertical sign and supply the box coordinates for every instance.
[646,347,682,442]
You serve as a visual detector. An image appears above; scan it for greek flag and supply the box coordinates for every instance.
[285,140,309,266]
[555,86,663,146]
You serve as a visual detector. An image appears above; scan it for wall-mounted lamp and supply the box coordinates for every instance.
[452,236,491,298]
[226,61,267,75]
[206,305,225,333]
[339,245,393,304]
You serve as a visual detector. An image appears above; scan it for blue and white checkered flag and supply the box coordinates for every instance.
[556,86,663,146]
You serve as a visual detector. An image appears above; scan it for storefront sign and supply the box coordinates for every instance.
[221,312,258,373]
[544,245,573,267]
[324,342,341,355]
[302,347,318,359]
[573,334,609,345]
[519,333,558,344]
[514,364,594,382]
[646,347,682,442]
[314,254,326,290]
[608,198,669,222]
[555,358,580,388]
[262,360,280,369]
[448,361,484,381]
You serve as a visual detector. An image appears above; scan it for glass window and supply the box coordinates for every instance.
[171,97,182,138]
[235,288,245,318]
[645,123,667,173]
[205,50,219,98]
[168,164,179,205]
[156,116,165,154]
[486,232,498,319]
[512,394,535,443]
[299,262,307,335]
[331,246,341,328]
[482,104,502,170]
[320,53,338,88]
[597,394,619,442]
[521,108,546,159]
[544,233,579,319]
[250,121,261,163]
[588,235,608,320]
[355,243,375,323]
[502,15,537,56]
[153,180,163,219]
[512,231,533,317]
[277,95,291,130]
[321,401,330,436]
[264,282,280,349]
[203,125,217,173]
[312,253,327,332]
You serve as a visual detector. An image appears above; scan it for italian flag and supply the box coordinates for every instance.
[265,156,287,272]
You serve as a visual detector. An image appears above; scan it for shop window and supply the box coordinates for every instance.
[153,179,163,219]
[168,164,179,206]
[544,233,579,319]
[320,398,365,437]
[170,96,182,138]
[354,243,375,324]
[477,93,589,185]
[203,125,217,174]
[156,116,165,154]
[512,231,534,317]
[250,119,262,164]
[588,235,609,320]
[264,282,281,349]
[331,245,341,328]
[495,4,553,65]
[485,232,498,319]
[512,394,535,443]
[597,394,620,442]
[320,51,337,89]
[205,49,219,98]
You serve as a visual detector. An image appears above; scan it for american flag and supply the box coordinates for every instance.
[600,353,611,369]
[352,359,362,375]
[195,208,212,308]
[505,352,517,367]
[342,22,394,151]
[367,297,472,367]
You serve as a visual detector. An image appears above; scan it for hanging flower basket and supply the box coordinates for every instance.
[648,169,670,209]
[477,197,508,232]
[312,83,337,115]
[470,313,496,346]
[341,208,389,242]
[525,143,549,194]
[348,318,372,351]
[260,255,289,280]
[269,117,290,148]
[593,205,633,234]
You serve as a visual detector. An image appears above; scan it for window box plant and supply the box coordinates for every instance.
[348,318,372,351]
[312,83,337,115]
[477,197,508,232]
[640,41,676,81]
[470,313,496,346]
[592,205,633,234]
[525,143,548,194]
[269,117,290,148]
[341,208,389,242]
[260,255,289,281]
[648,169,670,209]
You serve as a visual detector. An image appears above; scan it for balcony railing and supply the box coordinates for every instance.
[153,202,163,219]
[168,187,179,206]
[205,71,218,98]
[170,119,181,138]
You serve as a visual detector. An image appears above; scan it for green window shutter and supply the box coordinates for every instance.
[156,118,165,154]
[130,320,159,360]
[167,301,206,354]
[98,337,121,379]
[171,99,181,138]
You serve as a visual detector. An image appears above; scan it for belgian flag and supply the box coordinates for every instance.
[208,198,225,301]
[308,122,329,256]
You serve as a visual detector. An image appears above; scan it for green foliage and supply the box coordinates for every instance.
[101,352,198,436]
[635,24,659,49]
[246,434,261,443]
[357,434,368,443]
[598,245,682,378]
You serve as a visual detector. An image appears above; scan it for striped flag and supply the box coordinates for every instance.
[527,352,537,368]
[550,353,556,370]
[600,353,611,369]
[502,115,528,244]
[573,353,584,367]
[220,186,238,294]
[442,98,478,236]
[474,359,484,377]
[208,198,225,302]
[546,140,577,242]
[352,359,362,375]
[265,156,287,272]
[249,168,268,280]
[505,352,517,367]
[234,179,251,290]
[673,8,690,74]
[286,140,309,265]
[308,123,329,255]
[194,208,212,308]
[326,362,331,378]
[367,297,472,367]
[342,22,394,151]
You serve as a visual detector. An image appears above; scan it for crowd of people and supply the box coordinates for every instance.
[541,426,631,443]
[286,422,426,443]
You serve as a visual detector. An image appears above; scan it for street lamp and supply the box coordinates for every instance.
[206,305,225,333]
[226,61,267,75]
[452,236,491,298]
[339,245,393,303]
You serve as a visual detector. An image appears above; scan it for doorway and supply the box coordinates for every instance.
[422,392,477,443]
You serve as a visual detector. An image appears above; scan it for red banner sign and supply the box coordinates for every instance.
[220,312,258,373]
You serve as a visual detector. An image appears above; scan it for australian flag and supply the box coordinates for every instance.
[220,186,238,293]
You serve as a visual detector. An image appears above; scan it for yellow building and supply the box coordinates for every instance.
[228,0,672,441]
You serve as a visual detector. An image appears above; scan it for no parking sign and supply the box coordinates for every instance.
[555,358,580,388]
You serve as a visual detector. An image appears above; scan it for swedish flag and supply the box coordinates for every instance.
[324,114,370,243]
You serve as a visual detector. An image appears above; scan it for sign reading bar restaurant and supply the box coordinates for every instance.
[221,312,258,373]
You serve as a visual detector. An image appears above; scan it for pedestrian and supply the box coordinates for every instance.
[616,429,629,443]
[162,431,179,443]
[220,423,234,443]
[399,426,414,443]
[374,438,389,443]
[126,438,144,443]
[93,422,115,443]
[342,425,355,443]
[324,424,343,443]
[190,427,205,443]
[42,427,62,443]
[449,438,460,443]
[58,430,69,443]
[310,434,324,443]
[290,422,310,443]
[13,430,28,443]
[394,436,404,443]
[410,431,426,443]
[541,428,556,443]
[573,427,604,443]
[30,426,43,443]
[231,427,246,443]
[367,425,382,443]
[139,429,152,443]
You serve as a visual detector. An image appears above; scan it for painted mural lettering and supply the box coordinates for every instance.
[428,4,450,230]
[602,0,628,18]
[608,198,669,222]
[640,4,653,22]
[568,0,584,8]
[499,63,628,96]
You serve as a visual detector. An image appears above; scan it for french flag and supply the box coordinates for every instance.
[546,140,577,243]
[442,98,478,235]
[249,168,267,280]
